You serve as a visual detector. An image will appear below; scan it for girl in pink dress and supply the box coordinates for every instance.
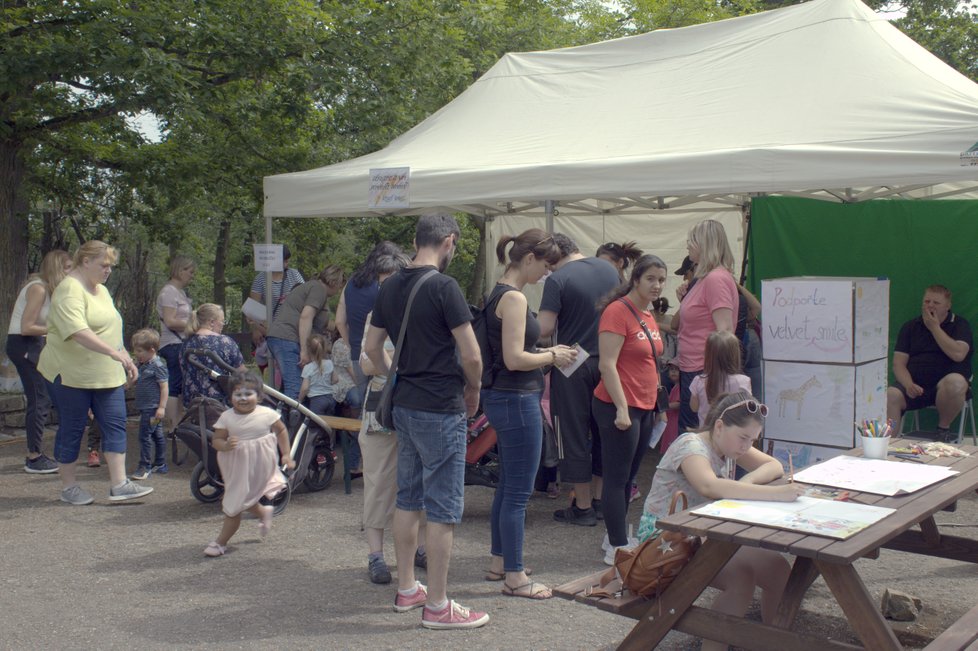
[204,372,294,557]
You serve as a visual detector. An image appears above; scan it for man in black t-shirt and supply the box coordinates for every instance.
[364,214,488,630]
[539,233,620,526]
[886,285,973,441]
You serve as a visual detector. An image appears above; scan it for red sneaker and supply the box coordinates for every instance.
[393,582,427,613]
[421,600,490,630]
[87,450,101,467]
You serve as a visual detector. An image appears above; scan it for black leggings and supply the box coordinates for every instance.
[593,397,654,547]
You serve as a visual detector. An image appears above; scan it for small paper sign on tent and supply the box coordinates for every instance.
[253,243,284,272]
[368,167,410,210]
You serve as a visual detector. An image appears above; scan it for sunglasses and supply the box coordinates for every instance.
[718,399,768,421]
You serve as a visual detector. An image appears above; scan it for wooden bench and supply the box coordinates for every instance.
[321,415,362,494]
[553,569,652,621]
[923,603,978,651]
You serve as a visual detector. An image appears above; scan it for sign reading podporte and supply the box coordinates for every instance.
[368,167,410,209]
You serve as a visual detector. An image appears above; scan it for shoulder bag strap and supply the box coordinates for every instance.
[617,297,661,368]
[384,269,438,387]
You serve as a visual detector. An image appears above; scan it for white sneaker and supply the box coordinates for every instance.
[603,538,639,566]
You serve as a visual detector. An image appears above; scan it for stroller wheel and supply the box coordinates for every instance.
[271,482,291,515]
[190,461,224,503]
[303,430,335,492]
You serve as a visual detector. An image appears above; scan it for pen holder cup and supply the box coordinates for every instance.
[860,435,890,460]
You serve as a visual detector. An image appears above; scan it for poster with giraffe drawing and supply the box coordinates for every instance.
[763,359,887,447]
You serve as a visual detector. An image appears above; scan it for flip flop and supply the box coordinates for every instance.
[502,581,552,600]
[484,567,533,581]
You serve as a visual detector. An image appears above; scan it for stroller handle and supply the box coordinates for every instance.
[182,347,330,432]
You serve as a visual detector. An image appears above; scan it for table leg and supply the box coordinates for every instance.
[815,559,902,650]
[772,556,820,629]
[618,539,738,651]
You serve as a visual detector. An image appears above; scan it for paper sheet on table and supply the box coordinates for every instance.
[691,496,895,539]
[558,344,589,377]
[792,455,958,496]
[242,297,269,324]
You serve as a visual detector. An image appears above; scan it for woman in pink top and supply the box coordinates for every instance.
[676,219,739,432]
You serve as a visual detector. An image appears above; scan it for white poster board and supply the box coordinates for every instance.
[368,167,410,210]
[762,277,889,364]
[253,244,284,272]
[763,358,887,448]
[766,439,847,472]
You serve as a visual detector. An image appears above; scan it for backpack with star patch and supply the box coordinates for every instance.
[587,491,700,599]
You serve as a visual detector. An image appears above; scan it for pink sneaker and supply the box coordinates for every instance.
[422,600,490,630]
[393,582,428,612]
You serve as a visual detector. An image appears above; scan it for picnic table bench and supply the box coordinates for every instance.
[556,438,978,650]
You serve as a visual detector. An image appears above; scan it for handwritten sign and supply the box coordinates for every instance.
[762,277,887,364]
[368,167,410,210]
[253,244,284,272]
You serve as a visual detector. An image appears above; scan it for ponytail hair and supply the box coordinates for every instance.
[703,330,742,403]
[186,303,224,336]
[596,254,667,311]
[596,241,643,272]
[307,332,329,367]
[495,228,561,268]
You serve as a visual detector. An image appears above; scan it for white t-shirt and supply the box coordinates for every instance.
[301,359,335,398]
[156,283,192,348]
[213,405,282,441]
[8,279,48,336]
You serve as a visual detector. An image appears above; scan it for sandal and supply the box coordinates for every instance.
[204,541,226,557]
[502,581,552,600]
[484,567,533,582]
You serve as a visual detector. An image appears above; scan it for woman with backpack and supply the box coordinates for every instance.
[480,228,577,600]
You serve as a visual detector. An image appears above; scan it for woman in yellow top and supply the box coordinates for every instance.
[38,241,154,505]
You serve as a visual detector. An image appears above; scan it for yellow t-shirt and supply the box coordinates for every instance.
[38,276,126,389]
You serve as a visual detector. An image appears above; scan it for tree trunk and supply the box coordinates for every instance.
[213,217,231,308]
[0,139,31,356]
[467,214,488,305]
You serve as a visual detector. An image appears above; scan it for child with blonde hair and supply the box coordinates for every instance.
[689,330,751,428]
[298,333,338,416]
[204,371,294,557]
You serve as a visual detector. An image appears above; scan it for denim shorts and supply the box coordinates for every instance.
[46,376,128,463]
[392,406,466,524]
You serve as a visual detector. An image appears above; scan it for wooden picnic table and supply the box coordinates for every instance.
[618,437,978,650]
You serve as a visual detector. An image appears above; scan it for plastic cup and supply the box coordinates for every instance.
[860,435,889,460]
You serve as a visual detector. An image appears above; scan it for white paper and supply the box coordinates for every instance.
[691,496,895,540]
[558,343,589,378]
[242,297,270,324]
[253,244,284,272]
[792,455,958,496]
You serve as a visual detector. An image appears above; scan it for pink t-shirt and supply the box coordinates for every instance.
[677,268,739,372]
[689,372,752,428]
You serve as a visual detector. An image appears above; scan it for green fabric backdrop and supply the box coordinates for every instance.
[747,196,978,422]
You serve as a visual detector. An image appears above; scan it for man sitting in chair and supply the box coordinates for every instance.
[886,285,973,442]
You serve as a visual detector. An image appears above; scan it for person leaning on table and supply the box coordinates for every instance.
[37,240,154,506]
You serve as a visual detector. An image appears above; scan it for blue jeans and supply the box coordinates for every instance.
[392,406,466,524]
[137,409,166,468]
[482,388,543,572]
[6,335,51,455]
[158,343,184,397]
[266,336,301,400]
[46,376,128,464]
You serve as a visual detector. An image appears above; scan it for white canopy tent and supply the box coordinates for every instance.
[263,0,978,296]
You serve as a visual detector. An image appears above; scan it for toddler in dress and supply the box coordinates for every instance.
[204,371,295,557]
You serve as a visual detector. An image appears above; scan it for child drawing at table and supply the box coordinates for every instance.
[204,371,295,557]
[638,391,803,651]
[688,330,751,428]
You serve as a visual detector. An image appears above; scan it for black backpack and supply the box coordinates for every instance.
[470,285,513,389]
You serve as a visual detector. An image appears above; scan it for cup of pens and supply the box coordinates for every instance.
[857,418,892,460]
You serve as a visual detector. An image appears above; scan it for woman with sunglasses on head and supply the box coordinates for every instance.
[637,391,803,651]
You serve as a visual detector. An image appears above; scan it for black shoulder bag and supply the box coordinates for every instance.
[618,298,670,412]
[374,269,438,430]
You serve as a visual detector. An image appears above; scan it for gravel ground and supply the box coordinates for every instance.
[2,425,977,650]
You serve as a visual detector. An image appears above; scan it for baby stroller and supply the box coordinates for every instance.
[465,412,499,488]
[173,348,336,514]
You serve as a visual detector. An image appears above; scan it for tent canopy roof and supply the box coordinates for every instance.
[263,0,978,219]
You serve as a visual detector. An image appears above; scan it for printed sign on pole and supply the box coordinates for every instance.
[368,167,410,210]
[254,244,284,272]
